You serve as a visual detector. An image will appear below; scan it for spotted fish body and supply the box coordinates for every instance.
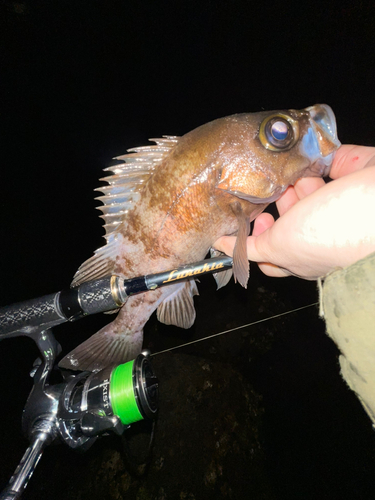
[60,105,340,371]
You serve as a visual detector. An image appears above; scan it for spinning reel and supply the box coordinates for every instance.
[0,256,232,499]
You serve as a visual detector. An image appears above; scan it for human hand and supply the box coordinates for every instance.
[214,145,375,280]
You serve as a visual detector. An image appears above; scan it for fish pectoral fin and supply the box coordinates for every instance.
[231,201,251,288]
[157,280,199,329]
[210,247,233,289]
[58,324,143,372]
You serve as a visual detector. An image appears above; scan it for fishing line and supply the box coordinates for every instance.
[151,301,319,357]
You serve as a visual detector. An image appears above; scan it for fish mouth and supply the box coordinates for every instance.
[302,104,341,177]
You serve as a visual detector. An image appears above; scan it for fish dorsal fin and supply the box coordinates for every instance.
[71,136,179,287]
[96,136,179,239]
[157,280,199,329]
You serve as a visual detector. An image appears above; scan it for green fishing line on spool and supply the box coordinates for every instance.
[110,360,143,425]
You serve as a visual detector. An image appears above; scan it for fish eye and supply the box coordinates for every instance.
[271,120,289,141]
[259,114,299,151]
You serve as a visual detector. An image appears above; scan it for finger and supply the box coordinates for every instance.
[330,145,375,179]
[216,232,272,264]
[213,235,236,257]
[276,177,326,216]
[246,235,291,277]
[276,186,299,215]
[293,176,326,198]
[215,214,275,253]
[257,261,291,277]
[215,234,291,278]
[252,212,274,236]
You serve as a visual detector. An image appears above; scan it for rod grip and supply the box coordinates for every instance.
[0,293,65,337]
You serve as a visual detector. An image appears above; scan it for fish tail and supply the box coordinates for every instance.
[58,322,143,372]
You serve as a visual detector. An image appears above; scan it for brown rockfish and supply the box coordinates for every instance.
[59,104,340,372]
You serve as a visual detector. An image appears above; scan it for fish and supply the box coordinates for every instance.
[59,104,340,372]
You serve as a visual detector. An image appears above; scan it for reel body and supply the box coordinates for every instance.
[57,352,158,450]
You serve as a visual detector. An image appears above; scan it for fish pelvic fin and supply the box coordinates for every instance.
[157,280,199,329]
[210,248,233,289]
[231,201,251,288]
[58,323,143,372]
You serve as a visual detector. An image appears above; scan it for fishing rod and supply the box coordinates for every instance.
[0,256,232,500]
[0,256,233,339]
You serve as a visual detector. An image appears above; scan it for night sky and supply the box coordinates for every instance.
[2,2,375,297]
[1,1,375,498]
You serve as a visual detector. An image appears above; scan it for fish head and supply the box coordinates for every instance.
[216,104,341,204]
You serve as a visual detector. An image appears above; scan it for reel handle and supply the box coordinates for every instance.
[0,428,54,500]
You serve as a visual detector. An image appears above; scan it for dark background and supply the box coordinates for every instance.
[1,1,375,499]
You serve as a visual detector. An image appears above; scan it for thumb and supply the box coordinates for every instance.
[249,213,293,277]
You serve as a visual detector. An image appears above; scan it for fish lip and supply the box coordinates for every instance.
[302,104,341,177]
[307,104,341,154]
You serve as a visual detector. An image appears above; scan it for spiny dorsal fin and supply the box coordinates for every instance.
[96,136,179,240]
[71,136,179,287]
